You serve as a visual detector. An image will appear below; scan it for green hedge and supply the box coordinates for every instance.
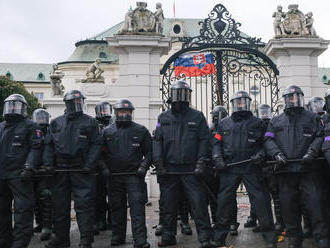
[0,76,42,122]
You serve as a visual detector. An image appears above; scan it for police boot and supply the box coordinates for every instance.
[158,236,176,247]
[34,224,43,233]
[288,237,302,248]
[45,237,70,248]
[318,239,330,248]
[180,222,193,235]
[229,223,239,236]
[201,241,213,248]
[111,237,125,246]
[78,240,92,248]
[134,242,151,248]
[40,227,52,241]
[155,224,163,236]
[211,239,226,248]
[244,216,257,228]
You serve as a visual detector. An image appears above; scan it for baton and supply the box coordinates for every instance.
[265,157,326,165]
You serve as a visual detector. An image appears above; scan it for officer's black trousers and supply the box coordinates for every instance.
[52,172,96,242]
[0,179,34,248]
[214,172,276,244]
[95,175,108,225]
[108,175,148,246]
[277,172,328,241]
[159,173,212,243]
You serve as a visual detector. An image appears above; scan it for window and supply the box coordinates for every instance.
[5,71,13,80]
[99,52,107,58]
[34,92,44,100]
[37,72,45,80]
[173,24,181,34]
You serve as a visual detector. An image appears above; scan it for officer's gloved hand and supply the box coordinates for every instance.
[213,157,227,171]
[20,165,35,179]
[155,160,167,176]
[136,163,148,178]
[273,152,287,172]
[194,160,206,177]
[302,150,316,164]
[250,152,265,165]
[81,165,94,174]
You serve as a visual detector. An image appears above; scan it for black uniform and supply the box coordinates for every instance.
[43,113,101,246]
[102,121,152,246]
[264,109,328,243]
[213,112,276,245]
[153,107,212,244]
[0,118,42,248]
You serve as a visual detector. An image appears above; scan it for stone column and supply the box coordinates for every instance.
[107,34,171,131]
[107,34,171,198]
[264,38,329,100]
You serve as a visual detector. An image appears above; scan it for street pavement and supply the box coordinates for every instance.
[29,194,315,248]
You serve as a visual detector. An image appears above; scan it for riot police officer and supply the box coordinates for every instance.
[43,90,101,248]
[153,80,213,248]
[0,94,42,248]
[94,101,112,233]
[31,108,54,241]
[265,85,329,248]
[102,99,152,248]
[212,91,277,248]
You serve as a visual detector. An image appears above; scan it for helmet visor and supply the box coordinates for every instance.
[231,97,251,113]
[171,88,191,103]
[309,99,325,114]
[96,104,112,118]
[3,101,27,117]
[32,111,50,125]
[258,107,272,120]
[65,98,85,113]
[284,93,304,109]
[115,109,133,122]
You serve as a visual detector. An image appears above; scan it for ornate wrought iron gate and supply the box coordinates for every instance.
[160,4,280,120]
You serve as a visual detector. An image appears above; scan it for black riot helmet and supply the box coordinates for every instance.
[230,91,251,113]
[258,104,272,120]
[113,99,135,123]
[211,105,228,124]
[308,96,325,115]
[324,89,330,113]
[3,94,28,118]
[63,90,86,114]
[95,101,112,126]
[282,85,304,109]
[170,80,192,103]
[32,108,50,126]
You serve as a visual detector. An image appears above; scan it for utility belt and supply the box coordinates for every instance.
[56,156,85,168]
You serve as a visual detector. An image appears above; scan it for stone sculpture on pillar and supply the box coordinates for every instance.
[49,64,65,96]
[82,58,104,83]
[154,3,164,34]
[273,4,318,38]
[118,1,164,35]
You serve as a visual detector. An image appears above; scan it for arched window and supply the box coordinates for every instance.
[99,52,107,58]
[37,72,45,80]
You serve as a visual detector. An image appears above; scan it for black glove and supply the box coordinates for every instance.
[273,153,287,172]
[194,160,206,177]
[136,165,148,178]
[155,160,167,176]
[213,157,227,171]
[250,152,264,165]
[81,165,94,174]
[20,166,35,179]
[302,151,316,164]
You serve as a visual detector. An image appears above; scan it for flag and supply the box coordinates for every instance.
[174,52,215,77]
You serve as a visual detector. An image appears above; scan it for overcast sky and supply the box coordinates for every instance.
[1,0,330,66]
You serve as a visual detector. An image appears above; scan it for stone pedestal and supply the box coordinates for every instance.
[107,34,171,131]
[265,38,329,100]
[107,34,171,197]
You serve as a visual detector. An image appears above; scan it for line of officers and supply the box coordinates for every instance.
[1,81,330,248]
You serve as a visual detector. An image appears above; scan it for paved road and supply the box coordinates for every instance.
[29,194,315,248]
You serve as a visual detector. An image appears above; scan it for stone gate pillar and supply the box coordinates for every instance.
[265,38,329,100]
[107,34,171,131]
